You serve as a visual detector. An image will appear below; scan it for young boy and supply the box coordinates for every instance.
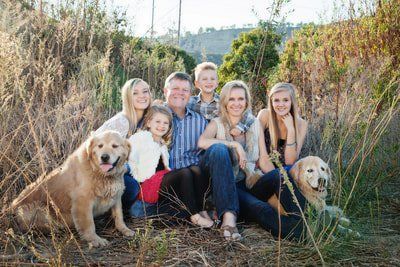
[188,61,254,135]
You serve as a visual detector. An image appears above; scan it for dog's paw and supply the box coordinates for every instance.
[337,225,361,239]
[120,227,135,237]
[338,216,351,227]
[88,235,109,248]
[324,205,343,219]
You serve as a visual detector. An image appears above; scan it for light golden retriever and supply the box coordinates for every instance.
[289,156,360,237]
[289,156,331,211]
[11,130,134,247]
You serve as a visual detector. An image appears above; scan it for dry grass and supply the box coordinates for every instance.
[0,206,399,266]
[0,0,399,265]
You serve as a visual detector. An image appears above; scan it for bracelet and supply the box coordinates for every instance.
[286,141,297,147]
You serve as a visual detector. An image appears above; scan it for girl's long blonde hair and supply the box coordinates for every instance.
[141,105,173,146]
[219,80,252,126]
[121,78,152,135]
[267,82,301,151]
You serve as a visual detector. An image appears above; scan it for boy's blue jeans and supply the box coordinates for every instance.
[199,143,240,218]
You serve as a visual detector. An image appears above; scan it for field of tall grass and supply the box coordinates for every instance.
[0,0,399,265]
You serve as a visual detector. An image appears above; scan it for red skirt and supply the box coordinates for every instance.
[137,169,170,203]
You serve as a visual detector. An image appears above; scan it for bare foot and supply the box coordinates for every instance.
[190,213,214,228]
[199,210,212,220]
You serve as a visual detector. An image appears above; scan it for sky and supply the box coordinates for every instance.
[108,0,335,37]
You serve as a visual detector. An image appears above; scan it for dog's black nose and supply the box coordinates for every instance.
[101,154,110,163]
[318,178,325,187]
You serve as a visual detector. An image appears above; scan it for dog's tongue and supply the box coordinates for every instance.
[100,164,113,172]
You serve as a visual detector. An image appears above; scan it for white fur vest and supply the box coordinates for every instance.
[213,117,262,185]
[127,131,170,182]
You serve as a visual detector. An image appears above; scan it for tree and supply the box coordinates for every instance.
[205,27,216,33]
[218,27,281,107]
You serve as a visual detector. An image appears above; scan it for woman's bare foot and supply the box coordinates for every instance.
[199,210,212,220]
[190,213,214,228]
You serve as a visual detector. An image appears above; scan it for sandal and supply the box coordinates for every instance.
[220,225,242,241]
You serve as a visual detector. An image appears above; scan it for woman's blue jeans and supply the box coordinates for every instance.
[121,164,140,211]
[237,168,306,240]
[199,143,240,218]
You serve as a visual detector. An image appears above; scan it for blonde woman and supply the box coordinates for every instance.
[96,78,152,210]
[257,82,308,166]
[199,80,307,240]
[242,82,308,239]
[198,80,274,240]
[96,78,152,136]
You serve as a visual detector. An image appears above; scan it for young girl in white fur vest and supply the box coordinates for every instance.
[128,105,172,204]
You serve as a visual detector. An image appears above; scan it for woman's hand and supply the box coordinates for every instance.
[282,113,295,131]
[232,141,247,169]
[258,155,275,174]
[229,128,242,137]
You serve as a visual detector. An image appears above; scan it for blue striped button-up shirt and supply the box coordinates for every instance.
[169,107,208,169]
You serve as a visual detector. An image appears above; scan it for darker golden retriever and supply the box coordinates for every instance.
[11,130,134,247]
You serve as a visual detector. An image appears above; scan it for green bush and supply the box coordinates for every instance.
[219,27,280,108]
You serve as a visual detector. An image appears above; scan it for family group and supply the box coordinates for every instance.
[95,62,308,241]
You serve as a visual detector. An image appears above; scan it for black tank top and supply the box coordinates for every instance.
[264,128,286,166]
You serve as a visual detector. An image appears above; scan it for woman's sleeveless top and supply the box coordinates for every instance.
[264,128,286,166]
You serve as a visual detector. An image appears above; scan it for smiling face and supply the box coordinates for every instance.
[88,131,130,175]
[146,112,171,142]
[164,78,191,113]
[132,81,151,111]
[226,87,247,119]
[271,90,292,117]
[195,69,218,95]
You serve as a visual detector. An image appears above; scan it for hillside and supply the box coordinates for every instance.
[178,26,300,65]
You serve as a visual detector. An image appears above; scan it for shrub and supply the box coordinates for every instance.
[219,26,280,109]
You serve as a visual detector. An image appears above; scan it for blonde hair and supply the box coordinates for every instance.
[219,80,252,126]
[141,105,173,146]
[121,78,152,135]
[267,82,301,151]
[194,62,218,81]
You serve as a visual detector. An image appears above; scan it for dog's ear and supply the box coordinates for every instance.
[289,160,302,182]
[85,135,96,159]
[326,164,332,177]
[125,139,131,155]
